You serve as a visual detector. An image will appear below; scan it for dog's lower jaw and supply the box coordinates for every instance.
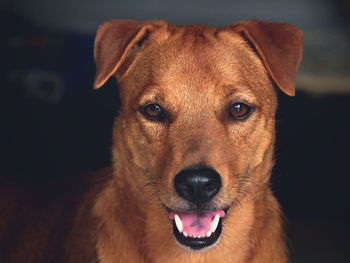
[145,190,286,263]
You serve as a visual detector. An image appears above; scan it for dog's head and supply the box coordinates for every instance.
[93,20,302,251]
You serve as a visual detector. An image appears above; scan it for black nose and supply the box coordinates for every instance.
[174,167,221,205]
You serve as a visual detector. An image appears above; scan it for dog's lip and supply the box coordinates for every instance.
[165,206,229,250]
[172,217,223,250]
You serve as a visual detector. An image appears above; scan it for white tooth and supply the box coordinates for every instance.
[183,232,188,237]
[206,231,212,237]
[198,235,202,238]
[210,214,220,233]
[174,214,183,233]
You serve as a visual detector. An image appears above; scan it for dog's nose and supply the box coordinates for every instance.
[174,167,221,205]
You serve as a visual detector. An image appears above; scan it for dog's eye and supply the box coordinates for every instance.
[140,103,165,121]
[228,102,253,120]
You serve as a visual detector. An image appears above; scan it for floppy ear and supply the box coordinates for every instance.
[231,20,303,96]
[93,20,165,89]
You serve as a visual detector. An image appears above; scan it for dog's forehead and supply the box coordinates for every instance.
[145,25,273,96]
[156,25,250,74]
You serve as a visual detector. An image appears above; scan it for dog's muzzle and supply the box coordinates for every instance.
[169,167,225,250]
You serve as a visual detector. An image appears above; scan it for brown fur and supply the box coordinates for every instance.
[0,20,302,262]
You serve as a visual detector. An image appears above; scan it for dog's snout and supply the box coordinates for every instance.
[174,167,221,205]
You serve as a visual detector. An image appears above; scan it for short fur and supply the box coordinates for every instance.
[0,20,302,262]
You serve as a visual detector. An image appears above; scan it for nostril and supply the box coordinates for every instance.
[174,167,221,205]
[204,182,217,191]
[177,184,194,195]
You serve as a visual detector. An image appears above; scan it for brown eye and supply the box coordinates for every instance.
[228,102,253,120]
[140,103,165,121]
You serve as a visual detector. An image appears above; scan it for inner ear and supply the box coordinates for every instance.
[239,31,279,90]
[116,28,154,80]
[115,31,152,80]
[239,31,260,60]
[136,29,151,47]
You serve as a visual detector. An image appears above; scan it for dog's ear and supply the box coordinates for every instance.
[93,20,166,89]
[231,20,303,96]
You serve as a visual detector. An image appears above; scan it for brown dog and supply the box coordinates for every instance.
[0,19,302,262]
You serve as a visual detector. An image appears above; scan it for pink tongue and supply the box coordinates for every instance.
[169,210,225,237]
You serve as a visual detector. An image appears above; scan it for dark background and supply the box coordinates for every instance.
[1,0,350,262]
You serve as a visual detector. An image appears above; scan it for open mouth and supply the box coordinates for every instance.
[168,209,225,250]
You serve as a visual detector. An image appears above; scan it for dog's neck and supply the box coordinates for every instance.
[92,171,149,262]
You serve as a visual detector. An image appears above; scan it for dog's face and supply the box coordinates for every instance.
[93,20,302,251]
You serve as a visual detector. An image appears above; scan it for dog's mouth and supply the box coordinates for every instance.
[168,209,226,250]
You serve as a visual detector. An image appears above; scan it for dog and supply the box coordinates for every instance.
[0,19,302,262]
